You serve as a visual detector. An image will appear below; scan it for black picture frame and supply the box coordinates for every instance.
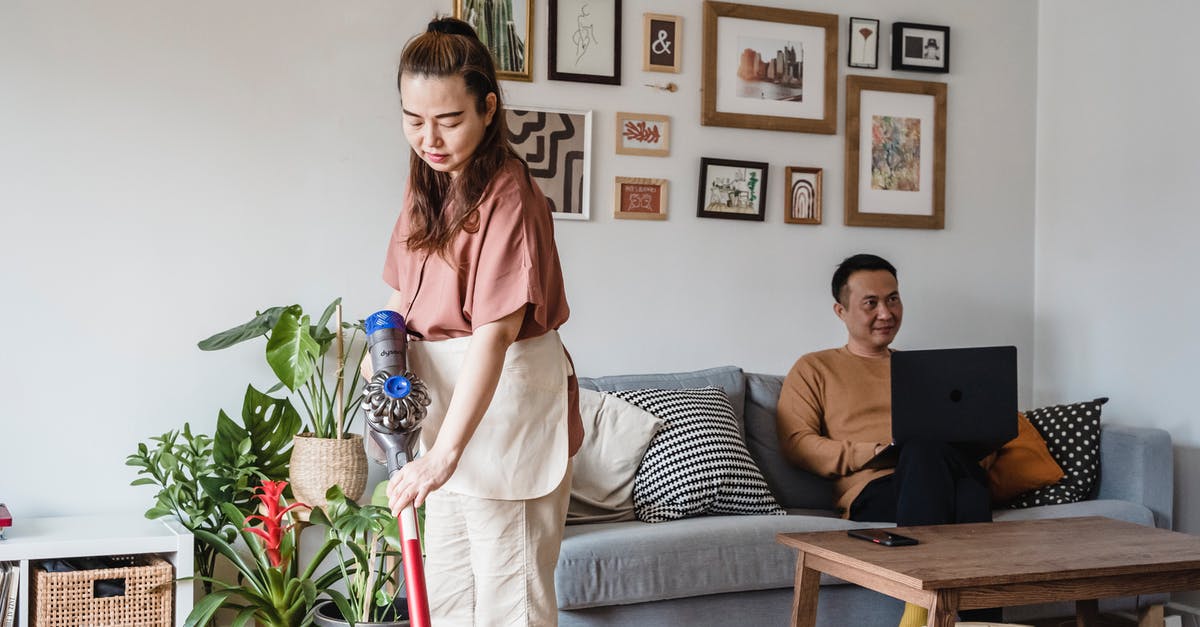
[696,157,769,221]
[848,17,880,69]
[891,22,950,73]
[549,0,622,85]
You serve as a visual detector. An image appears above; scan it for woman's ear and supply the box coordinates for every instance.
[484,92,498,125]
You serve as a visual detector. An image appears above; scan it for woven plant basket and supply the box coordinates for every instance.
[32,554,173,627]
[289,432,368,510]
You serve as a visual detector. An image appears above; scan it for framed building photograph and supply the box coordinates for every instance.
[643,13,682,72]
[615,112,670,157]
[696,157,768,221]
[848,17,879,69]
[891,22,950,73]
[701,1,838,134]
[784,166,822,224]
[614,177,668,220]
[549,0,622,84]
[506,105,593,220]
[844,75,947,229]
[454,0,534,82]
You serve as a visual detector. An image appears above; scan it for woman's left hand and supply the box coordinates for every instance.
[387,447,458,515]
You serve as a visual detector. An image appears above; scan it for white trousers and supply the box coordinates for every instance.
[423,461,572,626]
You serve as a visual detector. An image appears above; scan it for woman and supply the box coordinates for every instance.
[370,17,581,627]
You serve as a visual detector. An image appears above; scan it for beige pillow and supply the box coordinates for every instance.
[567,389,664,524]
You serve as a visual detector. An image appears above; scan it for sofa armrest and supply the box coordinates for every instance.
[1096,423,1173,529]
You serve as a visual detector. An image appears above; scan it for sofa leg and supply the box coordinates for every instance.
[1138,603,1165,627]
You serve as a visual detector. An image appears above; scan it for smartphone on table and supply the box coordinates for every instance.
[847,528,919,546]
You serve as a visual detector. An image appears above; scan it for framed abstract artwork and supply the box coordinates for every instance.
[701,1,838,134]
[844,75,947,229]
[614,112,670,157]
[455,0,534,82]
[891,22,950,73]
[643,13,682,73]
[506,105,593,220]
[614,177,668,220]
[549,0,622,84]
[847,17,879,69]
[783,166,822,224]
[696,157,768,221]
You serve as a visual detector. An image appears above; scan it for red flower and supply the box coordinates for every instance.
[244,480,309,567]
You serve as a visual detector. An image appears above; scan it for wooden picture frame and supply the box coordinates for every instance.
[784,166,822,224]
[891,22,950,73]
[643,13,682,73]
[844,75,947,229]
[549,0,622,84]
[848,17,879,69]
[614,112,670,157]
[614,177,668,220]
[701,1,838,135]
[696,157,768,221]
[454,0,534,82]
[506,105,593,220]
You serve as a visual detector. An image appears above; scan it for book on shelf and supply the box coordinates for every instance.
[0,561,17,627]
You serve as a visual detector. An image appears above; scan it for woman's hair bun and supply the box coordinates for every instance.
[426,17,479,39]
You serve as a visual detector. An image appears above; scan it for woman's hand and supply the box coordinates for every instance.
[386,447,459,515]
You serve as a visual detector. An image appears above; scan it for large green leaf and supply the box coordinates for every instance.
[197,306,289,351]
[310,298,342,355]
[213,385,300,482]
[266,307,319,391]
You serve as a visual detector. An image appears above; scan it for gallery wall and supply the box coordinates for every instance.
[0,0,1038,516]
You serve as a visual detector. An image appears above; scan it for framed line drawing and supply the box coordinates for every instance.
[615,112,670,157]
[784,166,822,224]
[701,1,838,134]
[455,0,534,82]
[848,17,879,69]
[891,22,950,73]
[506,105,593,220]
[844,75,947,229]
[644,13,682,72]
[549,0,622,84]
[696,157,768,221]
[614,177,668,220]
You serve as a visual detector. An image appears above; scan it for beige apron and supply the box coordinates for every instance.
[406,330,571,500]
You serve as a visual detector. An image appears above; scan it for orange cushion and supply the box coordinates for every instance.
[985,413,1065,504]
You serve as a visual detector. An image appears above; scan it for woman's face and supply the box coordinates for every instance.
[400,74,496,177]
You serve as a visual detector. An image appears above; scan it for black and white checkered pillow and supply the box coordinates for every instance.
[613,387,786,523]
[1008,397,1106,509]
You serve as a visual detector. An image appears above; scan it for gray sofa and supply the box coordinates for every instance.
[557,366,1174,626]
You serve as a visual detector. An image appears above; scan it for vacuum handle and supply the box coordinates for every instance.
[398,504,430,627]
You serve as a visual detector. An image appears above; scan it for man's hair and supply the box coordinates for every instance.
[831,254,897,305]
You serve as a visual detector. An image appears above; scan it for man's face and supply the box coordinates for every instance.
[835,269,903,354]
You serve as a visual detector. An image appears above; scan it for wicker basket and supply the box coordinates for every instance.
[289,432,368,510]
[31,554,173,627]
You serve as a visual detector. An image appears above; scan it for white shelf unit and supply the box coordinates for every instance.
[0,515,193,627]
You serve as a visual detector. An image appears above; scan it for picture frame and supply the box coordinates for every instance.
[643,13,682,73]
[696,157,768,221]
[783,166,822,224]
[549,0,622,85]
[614,112,670,157]
[844,75,947,229]
[614,177,668,220]
[891,22,950,73]
[847,17,879,69]
[506,105,593,220]
[454,0,534,82]
[701,1,838,135]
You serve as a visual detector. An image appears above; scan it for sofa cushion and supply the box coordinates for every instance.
[578,366,747,435]
[986,412,1065,504]
[615,387,785,522]
[993,498,1155,527]
[744,373,835,510]
[568,389,665,524]
[1009,398,1106,509]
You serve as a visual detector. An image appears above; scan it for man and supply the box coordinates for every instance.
[776,253,996,626]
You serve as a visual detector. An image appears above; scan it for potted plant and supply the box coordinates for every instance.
[199,298,370,508]
[184,481,346,627]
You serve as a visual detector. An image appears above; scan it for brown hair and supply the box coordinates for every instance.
[398,17,520,254]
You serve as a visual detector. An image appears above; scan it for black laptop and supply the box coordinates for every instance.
[865,345,1018,469]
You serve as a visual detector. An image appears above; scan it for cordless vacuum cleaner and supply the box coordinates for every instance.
[362,310,433,627]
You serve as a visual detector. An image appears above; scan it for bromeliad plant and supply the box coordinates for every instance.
[309,486,405,624]
[186,481,345,627]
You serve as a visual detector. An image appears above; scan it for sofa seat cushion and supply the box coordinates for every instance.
[992,499,1155,527]
[556,513,880,609]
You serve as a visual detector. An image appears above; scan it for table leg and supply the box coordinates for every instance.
[927,590,959,627]
[1076,599,1099,627]
[790,551,820,627]
[1138,603,1165,627]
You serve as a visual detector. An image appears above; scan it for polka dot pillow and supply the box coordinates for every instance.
[1007,397,1107,509]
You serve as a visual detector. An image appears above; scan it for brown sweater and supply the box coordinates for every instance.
[776,347,895,516]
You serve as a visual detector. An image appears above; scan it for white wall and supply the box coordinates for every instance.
[1036,0,1200,581]
[0,0,1038,517]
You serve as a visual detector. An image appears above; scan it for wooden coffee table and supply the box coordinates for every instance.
[777,516,1200,627]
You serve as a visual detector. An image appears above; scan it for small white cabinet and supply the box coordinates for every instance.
[0,515,193,627]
